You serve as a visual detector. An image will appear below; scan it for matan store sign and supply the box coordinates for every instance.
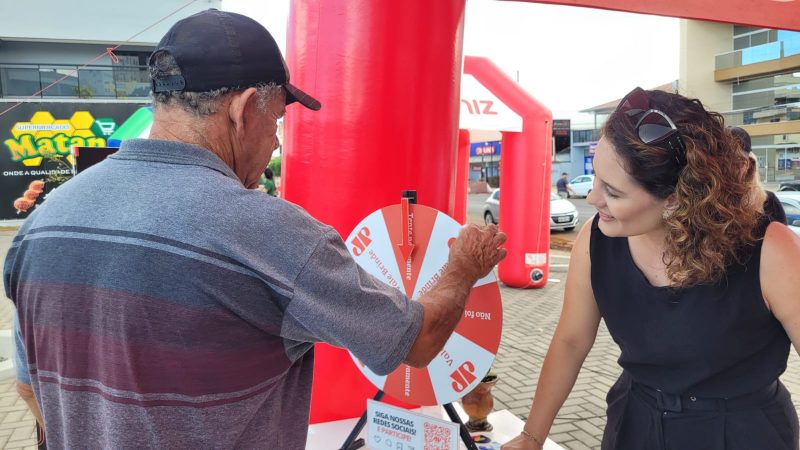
[459,74,522,132]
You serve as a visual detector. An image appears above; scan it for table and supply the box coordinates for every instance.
[306,403,564,449]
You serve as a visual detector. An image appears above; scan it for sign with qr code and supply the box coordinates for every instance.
[367,400,459,450]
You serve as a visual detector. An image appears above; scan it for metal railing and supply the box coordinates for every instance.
[721,102,800,126]
[715,37,800,71]
[0,62,151,99]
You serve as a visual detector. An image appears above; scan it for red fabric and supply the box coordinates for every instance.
[454,129,471,224]
[518,0,800,32]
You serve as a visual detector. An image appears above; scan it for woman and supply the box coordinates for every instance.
[729,125,787,225]
[503,88,800,450]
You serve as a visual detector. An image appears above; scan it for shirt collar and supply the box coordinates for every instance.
[110,139,240,182]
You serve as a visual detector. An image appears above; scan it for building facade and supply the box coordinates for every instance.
[681,20,800,183]
[0,0,220,220]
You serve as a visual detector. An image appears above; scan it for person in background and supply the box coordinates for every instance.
[503,87,800,450]
[729,126,787,224]
[556,172,573,199]
[259,167,277,196]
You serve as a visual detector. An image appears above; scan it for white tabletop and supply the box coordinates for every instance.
[306,404,564,450]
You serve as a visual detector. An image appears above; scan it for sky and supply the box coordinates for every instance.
[222,0,680,127]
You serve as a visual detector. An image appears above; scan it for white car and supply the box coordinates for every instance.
[776,191,800,226]
[483,189,579,231]
[568,174,595,197]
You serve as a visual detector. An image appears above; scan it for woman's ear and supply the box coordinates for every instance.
[663,193,679,220]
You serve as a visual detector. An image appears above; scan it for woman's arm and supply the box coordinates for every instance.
[761,222,800,354]
[502,219,602,449]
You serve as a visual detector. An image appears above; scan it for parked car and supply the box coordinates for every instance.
[778,180,800,191]
[483,189,579,231]
[776,191,800,225]
[568,174,594,197]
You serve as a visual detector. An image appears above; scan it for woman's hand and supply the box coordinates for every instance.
[501,433,543,450]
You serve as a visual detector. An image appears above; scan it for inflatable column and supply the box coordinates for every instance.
[453,129,471,224]
[284,0,468,423]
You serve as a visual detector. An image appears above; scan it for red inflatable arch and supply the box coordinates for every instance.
[284,0,797,425]
[464,56,553,289]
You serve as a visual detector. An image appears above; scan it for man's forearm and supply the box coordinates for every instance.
[403,269,475,367]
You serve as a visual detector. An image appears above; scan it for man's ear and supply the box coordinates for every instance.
[227,87,258,135]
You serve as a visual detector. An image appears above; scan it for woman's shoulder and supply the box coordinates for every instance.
[760,221,800,318]
[763,221,800,258]
[760,222,800,290]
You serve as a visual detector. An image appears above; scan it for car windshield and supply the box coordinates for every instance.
[551,193,559,201]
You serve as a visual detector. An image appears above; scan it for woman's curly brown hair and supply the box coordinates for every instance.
[603,90,762,288]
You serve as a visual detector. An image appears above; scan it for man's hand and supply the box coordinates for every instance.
[448,224,507,283]
[404,224,507,367]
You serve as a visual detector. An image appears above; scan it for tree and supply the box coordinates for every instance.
[268,157,281,177]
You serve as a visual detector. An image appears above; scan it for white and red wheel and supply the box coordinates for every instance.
[345,203,502,406]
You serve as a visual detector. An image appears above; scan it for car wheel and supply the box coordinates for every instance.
[484,212,495,225]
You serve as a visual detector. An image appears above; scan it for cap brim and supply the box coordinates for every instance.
[285,83,321,111]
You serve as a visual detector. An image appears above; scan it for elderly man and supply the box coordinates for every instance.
[3,9,507,450]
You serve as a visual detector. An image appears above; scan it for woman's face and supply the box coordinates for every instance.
[587,137,671,238]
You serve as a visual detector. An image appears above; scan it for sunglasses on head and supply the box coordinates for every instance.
[617,87,687,167]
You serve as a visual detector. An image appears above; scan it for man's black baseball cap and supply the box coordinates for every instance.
[149,9,321,111]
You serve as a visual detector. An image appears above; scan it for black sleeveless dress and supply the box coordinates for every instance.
[590,214,798,450]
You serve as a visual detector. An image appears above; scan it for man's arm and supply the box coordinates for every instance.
[404,224,506,367]
[281,223,505,376]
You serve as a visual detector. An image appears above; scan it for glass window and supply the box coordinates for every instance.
[551,193,559,201]
[734,25,761,36]
[78,68,115,98]
[733,91,776,110]
[493,190,500,200]
[732,76,776,93]
[39,67,78,97]
[750,30,770,47]
[742,41,781,65]
[0,66,40,97]
[734,36,750,51]
[780,30,800,57]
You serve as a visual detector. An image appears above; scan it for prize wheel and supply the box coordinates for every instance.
[345,202,502,406]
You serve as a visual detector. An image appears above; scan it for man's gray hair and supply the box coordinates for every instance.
[149,51,283,116]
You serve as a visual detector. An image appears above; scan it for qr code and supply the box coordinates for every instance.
[423,422,452,450]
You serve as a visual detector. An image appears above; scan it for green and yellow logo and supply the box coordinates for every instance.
[4,111,117,167]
